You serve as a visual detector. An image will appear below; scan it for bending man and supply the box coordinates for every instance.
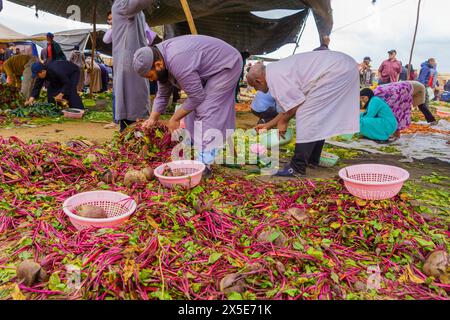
[26,61,84,109]
[133,35,243,177]
[247,50,359,177]
[251,91,281,125]
[0,54,37,99]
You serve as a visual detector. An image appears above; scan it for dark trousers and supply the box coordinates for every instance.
[119,119,135,132]
[252,107,279,124]
[99,64,109,93]
[418,103,436,123]
[291,140,325,174]
[47,70,84,109]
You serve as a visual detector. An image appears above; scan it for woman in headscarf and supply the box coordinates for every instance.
[360,88,398,142]
[374,81,436,138]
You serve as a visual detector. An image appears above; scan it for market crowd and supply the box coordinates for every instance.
[0,0,447,178]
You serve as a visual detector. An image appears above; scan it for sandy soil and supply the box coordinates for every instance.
[0,121,117,145]
[1,112,447,182]
[238,153,450,182]
[0,112,260,144]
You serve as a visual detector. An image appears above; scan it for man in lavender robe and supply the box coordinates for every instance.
[247,50,360,177]
[133,35,243,176]
[112,0,152,132]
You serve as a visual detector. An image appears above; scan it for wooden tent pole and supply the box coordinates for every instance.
[180,0,198,35]
[89,0,98,98]
[407,0,422,80]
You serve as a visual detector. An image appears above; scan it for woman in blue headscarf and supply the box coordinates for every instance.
[359,88,398,142]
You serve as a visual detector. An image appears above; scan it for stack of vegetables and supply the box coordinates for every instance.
[0,125,449,300]
[0,83,24,111]
[401,124,450,135]
[113,121,175,161]
[10,103,62,118]
[0,84,62,119]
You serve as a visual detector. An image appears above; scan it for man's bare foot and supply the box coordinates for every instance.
[104,122,117,129]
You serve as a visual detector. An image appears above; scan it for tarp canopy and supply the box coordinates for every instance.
[164,10,310,54]
[9,0,333,55]
[0,22,46,42]
[33,28,112,57]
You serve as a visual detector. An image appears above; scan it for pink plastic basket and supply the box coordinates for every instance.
[339,164,410,200]
[62,109,85,119]
[154,160,205,189]
[250,143,268,156]
[63,191,137,231]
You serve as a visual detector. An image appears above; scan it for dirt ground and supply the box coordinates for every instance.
[0,121,116,145]
[0,112,259,145]
[228,152,450,183]
[0,111,448,182]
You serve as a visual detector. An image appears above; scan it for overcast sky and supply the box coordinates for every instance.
[1,0,449,72]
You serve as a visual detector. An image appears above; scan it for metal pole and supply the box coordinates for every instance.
[407,0,421,80]
[90,0,98,97]
[292,9,309,55]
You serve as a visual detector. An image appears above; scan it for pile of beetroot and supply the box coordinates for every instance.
[0,123,449,300]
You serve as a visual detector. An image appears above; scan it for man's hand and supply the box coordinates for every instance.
[277,119,289,139]
[143,117,157,129]
[167,117,180,133]
[255,123,270,133]
[25,97,35,106]
[54,93,64,102]
[143,112,161,129]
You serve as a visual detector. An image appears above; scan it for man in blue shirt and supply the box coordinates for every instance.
[251,91,282,124]
[26,61,84,109]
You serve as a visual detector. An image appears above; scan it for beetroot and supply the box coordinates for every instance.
[76,205,107,219]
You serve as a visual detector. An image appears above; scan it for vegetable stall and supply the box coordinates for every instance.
[0,123,448,300]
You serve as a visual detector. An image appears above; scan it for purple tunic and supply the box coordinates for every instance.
[153,35,243,151]
[374,82,413,130]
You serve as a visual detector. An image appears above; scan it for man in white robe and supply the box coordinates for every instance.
[247,50,360,177]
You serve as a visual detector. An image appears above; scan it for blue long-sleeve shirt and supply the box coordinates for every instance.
[251,91,282,113]
[31,61,79,99]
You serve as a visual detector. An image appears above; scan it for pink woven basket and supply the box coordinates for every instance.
[63,191,137,231]
[339,164,410,200]
[250,143,268,156]
[62,109,85,119]
[154,160,205,189]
